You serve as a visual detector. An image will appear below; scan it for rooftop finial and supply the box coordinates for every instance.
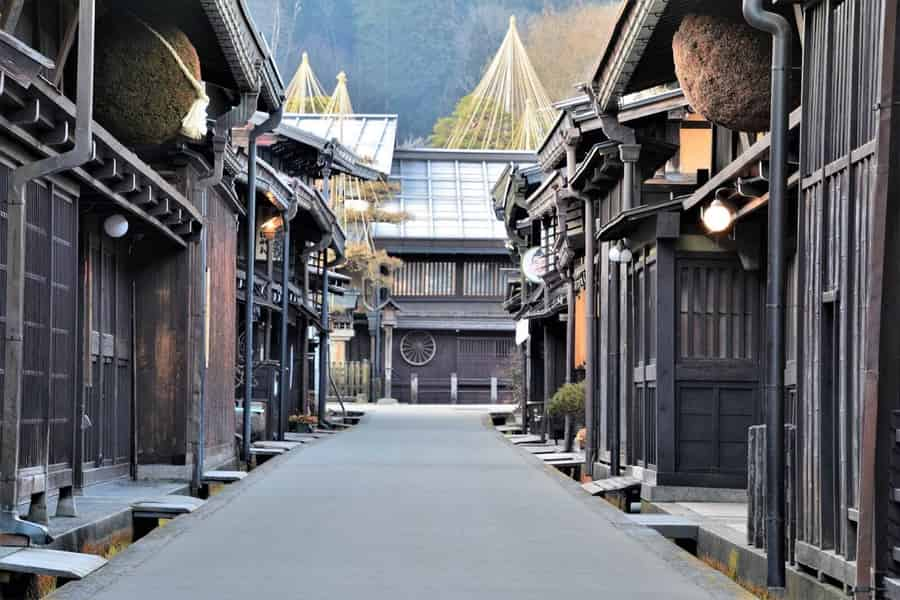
[509,15,517,29]
[337,71,347,83]
[302,51,309,64]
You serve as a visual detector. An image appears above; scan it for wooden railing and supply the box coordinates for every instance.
[331,360,370,402]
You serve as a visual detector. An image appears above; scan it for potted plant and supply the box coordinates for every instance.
[548,381,585,453]
[288,413,318,433]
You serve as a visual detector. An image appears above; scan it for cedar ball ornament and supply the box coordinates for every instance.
[673,14,774,133]
[94,14,208,145]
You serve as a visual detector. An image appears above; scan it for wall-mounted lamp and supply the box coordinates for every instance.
[608,240,632,264]
[103,214,129,238]
[702,190,737,233]
[259,215,284,241]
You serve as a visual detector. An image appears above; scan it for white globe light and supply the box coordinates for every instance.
[103,214,129,239]
[702,199,735,233]
[608,244,621,263]
[619,247,633,263]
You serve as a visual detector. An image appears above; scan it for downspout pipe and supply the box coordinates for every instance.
[278,195,299,441]
[182,129,226,494]
[744,0,791,591]
[242,104,283,465]
[317,170,333,427]
[0,0,95,544]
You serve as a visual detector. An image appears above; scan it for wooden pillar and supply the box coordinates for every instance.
[565,279,575,384]
[543,323,552,440]
[450,373,458,404]
[383,325,394,399]
[410,373,418,405]
[655,232,677,476]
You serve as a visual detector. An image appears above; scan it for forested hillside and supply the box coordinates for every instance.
[247,0,618,141]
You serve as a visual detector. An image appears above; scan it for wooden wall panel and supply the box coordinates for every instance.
[795,0,880,573]
[204,188,238,458]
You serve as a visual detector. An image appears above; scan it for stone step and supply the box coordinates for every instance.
[626,514,699,541]
[202,470,247,484]
[131,495,205,520]
[0,547,107,580]
[248,446,286,456]
[581,476,643,496]
[253,441,302,451]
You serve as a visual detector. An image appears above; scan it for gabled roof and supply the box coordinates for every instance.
[283,113,398,176]
[589,0,744,112]
[199,0,285,110]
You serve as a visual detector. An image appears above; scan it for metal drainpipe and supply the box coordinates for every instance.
[744,0,791,591]
[0,0,95,544]
[317,169,333,427]
[278,196,299,441]
[243,105,284,465]
[612,145,639,478]
[181,130,226,494]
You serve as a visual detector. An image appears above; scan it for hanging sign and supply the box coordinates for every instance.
[521,247,545,284]
[516,319,530,345]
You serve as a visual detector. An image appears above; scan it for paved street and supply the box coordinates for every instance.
[53,406,750,599]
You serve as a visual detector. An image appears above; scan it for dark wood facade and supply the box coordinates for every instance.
[0,0,287,524]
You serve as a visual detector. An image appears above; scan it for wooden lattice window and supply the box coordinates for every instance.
[463,261,505,297]
[393,261,456,296]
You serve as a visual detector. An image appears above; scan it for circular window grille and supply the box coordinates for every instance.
[400,331,437,366]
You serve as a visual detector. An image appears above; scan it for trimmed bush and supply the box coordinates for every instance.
[548,381,585,418]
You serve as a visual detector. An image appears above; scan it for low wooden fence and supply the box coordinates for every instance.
[331,360,370,402]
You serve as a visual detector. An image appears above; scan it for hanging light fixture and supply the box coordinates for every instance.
[702,190,737,233]
[608,241,622,263]
[259,215,284,241]
[608,240,633,264]
[103,214,129,238]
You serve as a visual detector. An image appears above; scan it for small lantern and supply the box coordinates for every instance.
[259,216,284,241]
[103,214,129,238]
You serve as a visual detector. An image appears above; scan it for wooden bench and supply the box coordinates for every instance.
[0,547,106,580]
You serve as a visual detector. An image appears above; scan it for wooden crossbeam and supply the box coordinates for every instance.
[148,198,170,217]
[93,157,118,180]
[10,98,39,124]
[112,172,139,195]
[40,120,69,146]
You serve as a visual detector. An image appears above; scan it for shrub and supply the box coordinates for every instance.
[548,381,585,418]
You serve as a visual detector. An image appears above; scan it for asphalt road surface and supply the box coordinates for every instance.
[53,406,751,599]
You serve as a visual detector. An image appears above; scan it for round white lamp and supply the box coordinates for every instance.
[103,214,129,238]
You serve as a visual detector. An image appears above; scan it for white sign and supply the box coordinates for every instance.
[516,319,530,345]
[521,247,545,284]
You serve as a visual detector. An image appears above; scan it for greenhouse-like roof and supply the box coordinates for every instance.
[375,147,535,241]
[283,113,398,176]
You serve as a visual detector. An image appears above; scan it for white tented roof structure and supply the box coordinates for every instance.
[375,148,535,240]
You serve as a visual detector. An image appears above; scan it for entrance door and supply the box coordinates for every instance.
[82,221,133,484]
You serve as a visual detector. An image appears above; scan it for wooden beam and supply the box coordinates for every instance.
[51,2,79,87]
[93,158,118,180]
[112,172,138,195]
[133,186,154,206]
[40,121,69,146]
[148,198,170,217]
[10,98,39,125]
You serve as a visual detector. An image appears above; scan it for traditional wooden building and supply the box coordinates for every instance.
[357,147,532,404]
[0,0,292,539]
[501,0,900,596]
